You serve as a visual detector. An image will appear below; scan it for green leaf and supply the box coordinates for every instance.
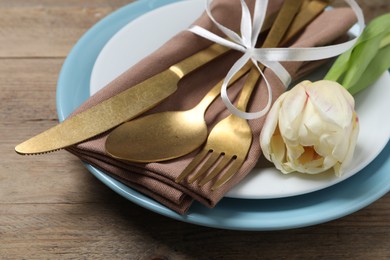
[341,32,384,88]
[325,13,390,92]
[323,45,353,82]
[380,33,390,48]
[348,42,390,95]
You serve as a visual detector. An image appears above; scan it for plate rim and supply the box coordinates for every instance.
[56,0,390,231]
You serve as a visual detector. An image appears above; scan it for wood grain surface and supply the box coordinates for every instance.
[1,0,389,259]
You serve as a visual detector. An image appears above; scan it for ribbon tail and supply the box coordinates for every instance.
[239,0,254,47]
[188,26,246,52]
[251,0,268,46]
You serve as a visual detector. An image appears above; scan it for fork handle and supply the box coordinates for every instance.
[280,0,331,46]
[236,67,262,111]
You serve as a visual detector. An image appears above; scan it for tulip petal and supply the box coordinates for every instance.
[306,80,353,129]
[297,157,326,174]
[322,155,338,171]
[332,124,352,162]
[260,93,285,161]
[298,101,323,146]
[278,160,295,174]
[286,143,304,162]
[316,133,337,157]
[278,81,308,144]
[338,113,360,175]
[270,128,286,161]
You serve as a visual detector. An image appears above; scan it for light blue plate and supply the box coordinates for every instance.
[56,0,390,231]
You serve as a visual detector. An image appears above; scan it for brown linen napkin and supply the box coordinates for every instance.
[67,0,357,214]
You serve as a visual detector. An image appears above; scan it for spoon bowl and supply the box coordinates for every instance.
[105,65,250,162]
[105,109,208,162]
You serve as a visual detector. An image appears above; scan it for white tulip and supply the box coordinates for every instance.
[260,80,359,176]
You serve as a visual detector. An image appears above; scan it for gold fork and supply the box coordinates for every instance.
[175,0,305,190]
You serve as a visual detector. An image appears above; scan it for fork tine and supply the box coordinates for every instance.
[211,158,245,190]
[175,149,209,183]
[198,155,232,186]
[188,152,220,184]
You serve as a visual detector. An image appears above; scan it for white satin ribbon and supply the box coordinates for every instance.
[189,0,365,119]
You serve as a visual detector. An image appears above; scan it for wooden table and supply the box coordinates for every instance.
[1,0,389,259]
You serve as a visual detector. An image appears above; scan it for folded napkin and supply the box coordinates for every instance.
[67,0,357,214]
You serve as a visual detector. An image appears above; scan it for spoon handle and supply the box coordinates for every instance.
[194,62,252,112]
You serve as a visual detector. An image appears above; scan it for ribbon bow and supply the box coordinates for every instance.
[189,0,365,119]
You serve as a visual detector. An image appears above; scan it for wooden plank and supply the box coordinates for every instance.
[0,0,131,8]
[0,200,388,259]
[0,0,388,58]
[0,58,118,204]
[0,0,132,58]
[0,58,59,122]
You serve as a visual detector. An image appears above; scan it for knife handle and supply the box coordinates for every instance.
[169,43,229,78]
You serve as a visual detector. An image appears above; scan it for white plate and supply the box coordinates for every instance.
[90,0,390,199]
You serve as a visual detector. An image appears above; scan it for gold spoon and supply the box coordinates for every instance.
[105,63,251,162]
[105,0,328,163]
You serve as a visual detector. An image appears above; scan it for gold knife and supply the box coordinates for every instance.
[15,43,229,155]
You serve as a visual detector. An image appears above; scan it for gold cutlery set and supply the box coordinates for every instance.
[16,0,331,190]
